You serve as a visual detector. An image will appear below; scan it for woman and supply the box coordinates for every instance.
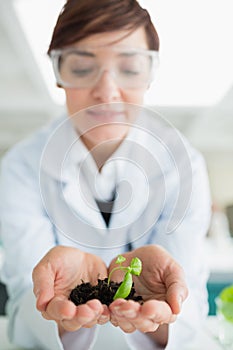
[0,1,211,349]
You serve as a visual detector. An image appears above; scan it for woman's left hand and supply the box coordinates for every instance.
[108,245,188,333]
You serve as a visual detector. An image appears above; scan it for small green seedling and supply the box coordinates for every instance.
[108,255,142,300]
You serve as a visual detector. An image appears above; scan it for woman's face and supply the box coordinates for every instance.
[63,27,149,149]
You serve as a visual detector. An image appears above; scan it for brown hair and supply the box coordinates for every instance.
[48,0,159,54]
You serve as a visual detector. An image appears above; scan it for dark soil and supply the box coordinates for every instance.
[69,278,143,306]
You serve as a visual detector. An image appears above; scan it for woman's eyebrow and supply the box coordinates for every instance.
[71,50,96,57]
[118,52,138,57]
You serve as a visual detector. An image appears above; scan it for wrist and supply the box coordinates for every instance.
[146,324,168,347]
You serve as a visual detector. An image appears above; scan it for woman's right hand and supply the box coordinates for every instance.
[32,246,110,334]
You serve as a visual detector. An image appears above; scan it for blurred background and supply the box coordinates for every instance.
[0,0,233,316]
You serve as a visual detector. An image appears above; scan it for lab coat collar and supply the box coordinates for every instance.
[40,115,88,183]
[40,114,147,183]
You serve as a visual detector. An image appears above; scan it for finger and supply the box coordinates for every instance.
[109,300,137,333]
[45,296,77,321]
[140,300,173,324]
[130,317,159,333]
[61,303,100,332]
[110,314,119,327]
[109,299,127,319]
[84,300,105,327]
[112,316,136,333]
[60,319,81,332]
[86,299,104,316]
[109,298,127,312]
[167,284,188,314]
[109,301,124,327]
[111,300,160,333]
[110,299,140,319]
[97,304,110,325]
[119,301,168,333]
[41,311,53,321]
[165,263,189,314]
[32,263,55,312]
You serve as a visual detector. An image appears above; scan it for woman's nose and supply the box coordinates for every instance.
[91,70,121,102]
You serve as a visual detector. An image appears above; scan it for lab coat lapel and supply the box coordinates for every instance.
[108,123,162,231]
[62,172,107,232]
[109,156,149,230]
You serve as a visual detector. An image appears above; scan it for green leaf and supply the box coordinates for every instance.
[130,257,142,276]
[113,271,133,300]
[218,285,233,322]
[220,285,233,303]
[115,255,126,265]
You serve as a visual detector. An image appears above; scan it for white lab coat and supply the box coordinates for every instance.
[0,112,211,349]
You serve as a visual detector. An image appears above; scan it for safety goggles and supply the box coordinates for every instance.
[50,46,159,89]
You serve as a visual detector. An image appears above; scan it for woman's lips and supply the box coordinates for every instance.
[86,109,126,122]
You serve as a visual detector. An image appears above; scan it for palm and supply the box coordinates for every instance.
[108,245,175,303]
[49,247,108,299]
[108,245,187,335]
[33,246,108,307]
[133,270,167,302]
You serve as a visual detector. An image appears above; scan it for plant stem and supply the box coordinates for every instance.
[107,266,130,285]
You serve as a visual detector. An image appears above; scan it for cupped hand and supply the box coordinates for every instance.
[108,245,188,333]
[32,246,110,333]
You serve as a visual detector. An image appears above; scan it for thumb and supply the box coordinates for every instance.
[32,264,55,312]
[166,283,188,314]
[165,265,189,314]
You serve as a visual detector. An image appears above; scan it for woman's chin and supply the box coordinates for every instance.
[83,124,129,147]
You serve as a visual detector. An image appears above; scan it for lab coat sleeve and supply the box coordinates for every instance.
[0,145,97,350]
[125,149,211,349]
